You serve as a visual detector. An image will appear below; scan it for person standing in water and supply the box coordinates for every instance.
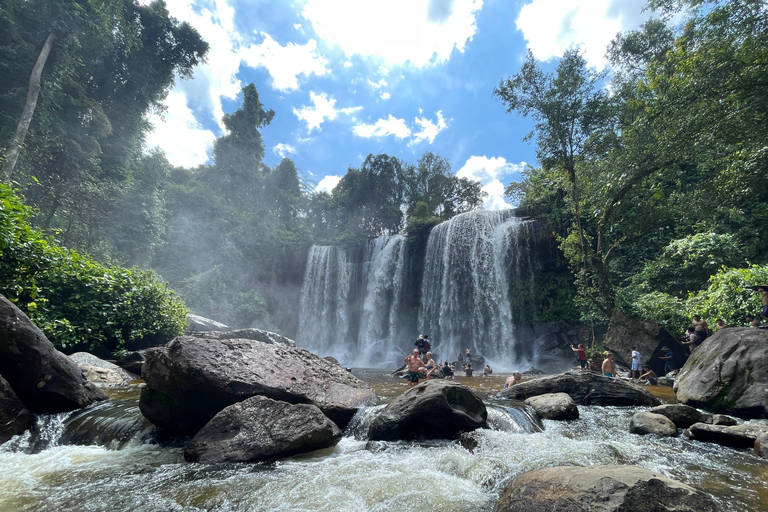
[630,347,642,379]
[404,349,423,387]
[504,371,522,389]
[465,347,471,365]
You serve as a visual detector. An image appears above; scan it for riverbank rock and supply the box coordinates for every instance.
[495,465,717,512]
[712,414,738,426]
[185,313,230,332]
[184,395,342,463]
[498,372,660,407]
[684,423,768,449]
[114,350,149,375]
[69,352,136,384]
[524,393,579,421]
[0,374,34,443]
[674,328,768,418]
[188,328,296,347]
[629,412,678,437]
[755,433,768,458]
[367,380,486,441]
[648,404,712,429]
[139,336,375,434]
[0,295,107,413]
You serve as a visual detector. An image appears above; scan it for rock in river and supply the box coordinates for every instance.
[684,422,768,449]
[498,372,660,407]
[524,392,579,421]
[0,295,107,413]
[0,374,34,443]
[184,395,342,463]
[674,328,768,418]
[629,411,678,437]
[139,336,375,434]
[495,465,717,512]
[648,404,712,429]
[367,380,486,441]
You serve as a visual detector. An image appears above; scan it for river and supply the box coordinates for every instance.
[1,371,766,511]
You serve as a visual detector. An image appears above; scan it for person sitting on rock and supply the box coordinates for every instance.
[404,349,423,387]
[442,360,454,380]
[715,319,727,330]
[602,353,616,377]
[483,364,492,376]
[423,352,437,379]
[639,364,658,385]
[504,371,522,389]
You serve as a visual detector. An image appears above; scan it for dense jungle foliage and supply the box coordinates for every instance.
[1,0,766,350]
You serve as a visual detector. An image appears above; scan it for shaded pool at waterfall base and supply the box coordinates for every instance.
[1,374,767,512]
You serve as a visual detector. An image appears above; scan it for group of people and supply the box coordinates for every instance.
[404,348,456,386]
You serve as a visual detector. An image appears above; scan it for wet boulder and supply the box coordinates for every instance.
[367,380,486,441]
[755,433,768,459]
[495,465,718,512]
[684,423,768,449]
[0,295,107,413]
[185,313,230,332]
[629,411,678,437]
[524,392,579,421]
[184,395,342,463]
[113,350,149,375]
[498,372,660,407]
[0,374,34,443]
[187,328,295,347]
[674,328,768,418]
[69,352,137,385]
[648,404,712,429]
[712,414,738,426]
[139,336,375,435]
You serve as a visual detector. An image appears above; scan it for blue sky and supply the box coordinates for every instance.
[144,0,655,209]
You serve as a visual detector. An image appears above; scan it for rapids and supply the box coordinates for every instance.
[1,373,767,511]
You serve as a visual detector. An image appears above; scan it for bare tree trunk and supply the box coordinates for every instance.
[1,32,55,183]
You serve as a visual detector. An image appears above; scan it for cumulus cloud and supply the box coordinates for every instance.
[516,0,651,68]
[273,143,297,158]
[301,0,483,67]
[380,92,391,100]
[410,111,447,145]
[241,33,328,91]
[456,156,526,210]
[294,92,362,132]
[353,115,412,139]
[145,90,216,168]
[316,175,342,193]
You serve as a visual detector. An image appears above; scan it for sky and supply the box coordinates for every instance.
[143,0,656,209]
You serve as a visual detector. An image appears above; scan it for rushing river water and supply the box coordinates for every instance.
[1,371,767,512]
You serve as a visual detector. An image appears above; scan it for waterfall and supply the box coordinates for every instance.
[418,210,542,368]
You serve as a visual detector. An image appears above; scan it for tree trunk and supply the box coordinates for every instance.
[1,32,55,183]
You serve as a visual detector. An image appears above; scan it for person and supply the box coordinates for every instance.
[692,315,708,343]
[423,352,437,379]
[715,319,727,330]
[442,360,454,380]
[630,347,642,379]
[404,349,423,387]
[658,346,675,376]
[570,344,588,371]
[464,363,473,377]
[504,371,522,389]
[682,327,699,352]
[415,335,427,357]
[602,352,616,377]
[423,335,431,353]
[483,364,492,376]
[745,314,755,326]
[758,286,768,322]
[465,348,472,365]
[639,364,658,385]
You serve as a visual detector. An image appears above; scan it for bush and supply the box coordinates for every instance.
[687,264,768,328]
[0,184,187,351]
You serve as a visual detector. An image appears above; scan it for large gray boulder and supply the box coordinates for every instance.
[629,411,678,437]
[684,422,768,449]
[495,465,718,512]
[0,295,107,413]
[524,392,579,421]
[69,352,136,384]
[0,374,34,443]
[674,328,768,418]
[185,314,230,332]
[188,328,296,347]
[498,372,660,407]
[184,395,342,463]
[139,336,375,434]
[367,380,486,441]
[648,404,712,429]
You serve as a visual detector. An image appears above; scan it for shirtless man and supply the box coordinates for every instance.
[692,315,708,342]
[602,353,616,377]
[423,352,437,379]
[504,371,522,389]
[404,349,423,387]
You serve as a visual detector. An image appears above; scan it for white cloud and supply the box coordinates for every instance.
[353,115,411,139]
[316,175,342,193]
[302,0,483,68]
[368,78,387,89]
[456,156,526,210]
[273,143,297,158]
[516,0,651,68]
[241,33,328,91]
[145,90,216,167]
[294,92,362,132]
[380,92,391,100]
[343,61,354,68]
[409,110,447,145]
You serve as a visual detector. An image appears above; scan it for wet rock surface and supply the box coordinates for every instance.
[674,328,768,418]
[648,404,712,429]
[139,336,375,434]
[0,295,107,413]
[495,465,718,512]
[684,422,768,449]
[367,380,486,441]
[755,433,768,458]
[498,372,661,407]
[188,328,296,347]
[184,395,342,463]
[524,392,579,421]
[69,352,136,384]
[0,374,34,443]
[629,411,678,437]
